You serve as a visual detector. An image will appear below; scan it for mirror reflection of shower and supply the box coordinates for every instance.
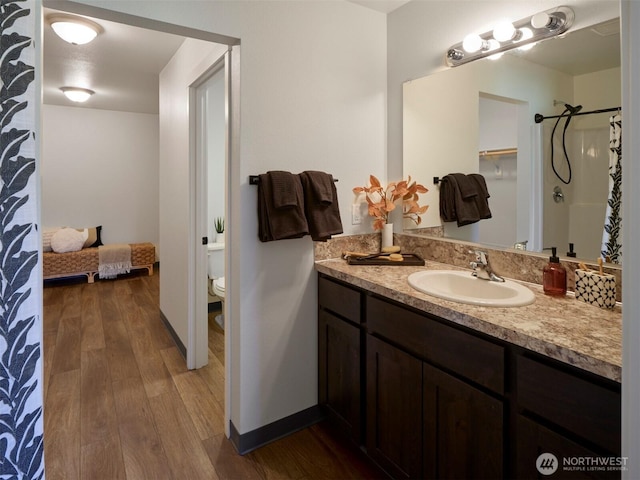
[541,103,617,261]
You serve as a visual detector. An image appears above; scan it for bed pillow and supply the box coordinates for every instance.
[42,227,62,252]
[51,227,86,253]
[81,226,103,248]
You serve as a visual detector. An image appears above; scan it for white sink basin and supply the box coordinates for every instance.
[407,270,535,307]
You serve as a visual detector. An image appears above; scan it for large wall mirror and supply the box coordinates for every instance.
[403,16,621,265]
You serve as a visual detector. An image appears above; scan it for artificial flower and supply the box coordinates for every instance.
[353,175,428,230]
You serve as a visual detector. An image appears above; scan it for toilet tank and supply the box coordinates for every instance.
[207,242,225,279]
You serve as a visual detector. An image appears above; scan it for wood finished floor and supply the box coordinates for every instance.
[43,270,385,480]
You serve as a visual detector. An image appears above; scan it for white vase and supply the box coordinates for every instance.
[216,232,225,244]
[381,223,393,249]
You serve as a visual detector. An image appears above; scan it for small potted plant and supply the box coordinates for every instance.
[214,217,225,243]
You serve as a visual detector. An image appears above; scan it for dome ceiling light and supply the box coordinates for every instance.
[48,14,102,45]
[60,87,95,103]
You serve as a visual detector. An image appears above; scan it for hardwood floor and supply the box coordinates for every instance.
[43,270,385,479]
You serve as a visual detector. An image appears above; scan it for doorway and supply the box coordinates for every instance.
[41,0,240,439]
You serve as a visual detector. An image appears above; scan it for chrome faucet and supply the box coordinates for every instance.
[469,250,505,282]
[513,240,528,251]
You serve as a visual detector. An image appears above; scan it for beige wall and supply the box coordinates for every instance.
[41,104,160,248]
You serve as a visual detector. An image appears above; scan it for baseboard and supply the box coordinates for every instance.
[229,405,324,455]
[159,309,186,358]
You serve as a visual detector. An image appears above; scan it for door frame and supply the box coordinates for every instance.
[189,46,240,438]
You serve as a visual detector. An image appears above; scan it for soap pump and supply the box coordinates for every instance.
[567,243,577,258]
[543,247,567,296]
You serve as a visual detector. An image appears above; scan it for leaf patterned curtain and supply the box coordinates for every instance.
[1,0,44,478]
[601,114,622,264]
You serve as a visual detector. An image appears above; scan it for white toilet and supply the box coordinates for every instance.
[207,242,225,329]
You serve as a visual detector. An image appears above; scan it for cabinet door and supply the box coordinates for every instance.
[318,310,361,442]
[516,415,621,479]
[423,364,503,479]
[366,335,423,480]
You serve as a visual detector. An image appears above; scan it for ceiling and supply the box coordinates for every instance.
[505,17,620,76]
[43,4,619,115]
[43,1,407,115]
[348,0,411,14]
[43,8,186,114]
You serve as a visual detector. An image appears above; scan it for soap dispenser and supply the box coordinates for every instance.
[543,247,567,296]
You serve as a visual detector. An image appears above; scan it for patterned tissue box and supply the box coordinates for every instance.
[574,269,616,309]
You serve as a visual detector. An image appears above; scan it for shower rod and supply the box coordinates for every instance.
[535,106,621,123]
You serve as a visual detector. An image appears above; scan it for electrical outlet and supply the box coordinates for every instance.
[352,204,362,225]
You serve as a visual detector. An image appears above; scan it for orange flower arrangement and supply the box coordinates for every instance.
[353,175,429,230]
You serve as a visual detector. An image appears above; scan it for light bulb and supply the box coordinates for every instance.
[462,34,485,53]
[517,28,535,51]
[531,12,551,29]
[493,21,516,42]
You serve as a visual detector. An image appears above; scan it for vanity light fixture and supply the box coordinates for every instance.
[446,6,574,67]
[48,14,102,45]
[61,87,95,103]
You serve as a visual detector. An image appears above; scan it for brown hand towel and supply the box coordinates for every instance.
[450,173,479,199]
[469,173,492,220]
[439,174,481,227]
[302,170,334,205]
[258,172,309,242]
[299,171,343,242]
[269,170,299,208]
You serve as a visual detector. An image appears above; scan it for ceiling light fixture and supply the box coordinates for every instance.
[61,87,95,103]
[446,6,574,67]
[48,14,102,45]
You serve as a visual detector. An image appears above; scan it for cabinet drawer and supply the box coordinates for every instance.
[318,276,361,324]
[517,355,621,453]
[366,295,504,394]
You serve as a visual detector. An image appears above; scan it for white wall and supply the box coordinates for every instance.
[478,97,518,248]
[41,104,159,247]
[136,1,385,437]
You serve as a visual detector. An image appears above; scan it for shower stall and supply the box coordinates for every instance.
[538,106,621,262]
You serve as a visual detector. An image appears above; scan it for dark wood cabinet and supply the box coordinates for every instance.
[317,273,621,480]
[515,355,622,479]
[317,276,363,443]
[366,335,423,479]
[516,415,621,479]
[318,309,362,442]
[423,363,503,479]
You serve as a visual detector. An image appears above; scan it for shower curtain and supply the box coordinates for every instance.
[601,114,622,264]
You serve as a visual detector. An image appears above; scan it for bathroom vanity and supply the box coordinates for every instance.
[316,259,622,479]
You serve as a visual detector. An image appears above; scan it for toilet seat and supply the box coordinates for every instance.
[213,277,225,297]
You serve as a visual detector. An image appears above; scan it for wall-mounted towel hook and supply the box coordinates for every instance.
[433,176,445,185]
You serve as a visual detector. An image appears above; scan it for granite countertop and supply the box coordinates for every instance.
[315,258,622,383]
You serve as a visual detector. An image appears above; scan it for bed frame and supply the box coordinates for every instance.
[43,242,155,283]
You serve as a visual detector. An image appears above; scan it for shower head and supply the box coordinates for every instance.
[553,100,583,115]
[564,103,583,115]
